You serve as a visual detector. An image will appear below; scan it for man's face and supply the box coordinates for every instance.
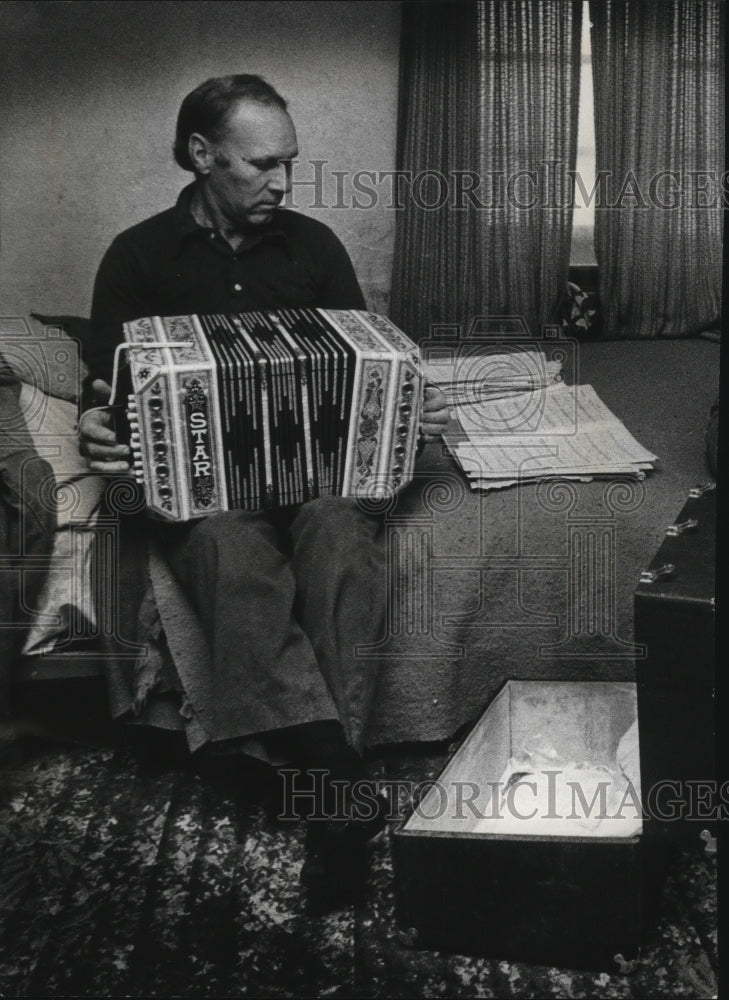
[205,100,299,231]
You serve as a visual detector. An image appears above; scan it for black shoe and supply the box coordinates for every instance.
[300,788,389,915]
[301,820,368,914]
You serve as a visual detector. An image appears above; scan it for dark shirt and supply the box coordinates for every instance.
[89,183,366,387]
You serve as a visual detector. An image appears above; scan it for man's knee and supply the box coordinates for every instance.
[184,509,279,560]
[290,496,383,547]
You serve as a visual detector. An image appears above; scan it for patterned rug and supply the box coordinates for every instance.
[0,715,717,999]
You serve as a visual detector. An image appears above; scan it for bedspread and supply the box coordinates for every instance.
[11,337,720,747]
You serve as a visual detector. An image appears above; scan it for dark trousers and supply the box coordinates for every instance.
[157,496,387,750]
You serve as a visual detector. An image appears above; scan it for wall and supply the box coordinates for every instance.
[0,0,401,318]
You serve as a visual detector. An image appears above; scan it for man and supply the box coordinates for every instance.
[79,75,449,911]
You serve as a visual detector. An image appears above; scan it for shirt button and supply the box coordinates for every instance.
[210,232,216,239]
[233,283,242,292]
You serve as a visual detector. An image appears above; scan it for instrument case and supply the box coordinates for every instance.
[391,678,666,970]
[634,486,717,846]
[391,486,716,968]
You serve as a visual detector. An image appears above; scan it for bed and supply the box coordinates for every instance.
[3,318,719,747]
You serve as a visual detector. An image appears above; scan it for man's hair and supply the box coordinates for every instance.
[173,74,288,172]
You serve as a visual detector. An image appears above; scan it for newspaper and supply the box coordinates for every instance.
[430,357,658,489]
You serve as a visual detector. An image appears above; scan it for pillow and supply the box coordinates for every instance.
[21,524,98,657]
[17,382,104,527]
[14,381,105,657]
[29,313,93,346]
[0,315,89,403]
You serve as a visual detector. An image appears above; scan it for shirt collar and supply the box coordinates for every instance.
[172,182,288,255]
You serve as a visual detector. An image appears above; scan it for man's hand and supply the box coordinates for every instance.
[420,385,449,443]
[78,379,132,474]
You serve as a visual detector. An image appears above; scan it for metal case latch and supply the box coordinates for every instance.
[639,563,675,585]
[666,518,698,537]
[689,482,716,499]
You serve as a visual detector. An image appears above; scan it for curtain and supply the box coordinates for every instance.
[590,1,724,338]
[391,1,583,340]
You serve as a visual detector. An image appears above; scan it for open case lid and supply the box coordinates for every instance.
[401,679,642,841]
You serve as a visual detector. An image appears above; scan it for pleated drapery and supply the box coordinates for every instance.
[590,1,724,338]
[391,1,583,340]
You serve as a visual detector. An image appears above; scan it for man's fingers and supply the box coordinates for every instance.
[420,414,450,433]
[423,385,446,407]
[80,429,130,455]
[420,426,445,440]
[80,441,131,473]
[91,378,113,402]
[78,397,130,474]
[86,460,133,475]
[81,423,120,446]
[82,442,131,460]
[79,406,121,445]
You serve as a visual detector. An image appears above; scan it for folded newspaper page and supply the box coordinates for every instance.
[429,354,657,490]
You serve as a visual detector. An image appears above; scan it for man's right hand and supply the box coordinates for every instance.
[78,379,132,474]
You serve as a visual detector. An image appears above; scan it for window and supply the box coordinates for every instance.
[570,1,596,266]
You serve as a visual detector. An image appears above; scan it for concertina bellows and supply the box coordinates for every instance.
[113,309,423,520]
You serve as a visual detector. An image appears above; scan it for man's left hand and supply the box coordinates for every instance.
[420,385,449,443]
